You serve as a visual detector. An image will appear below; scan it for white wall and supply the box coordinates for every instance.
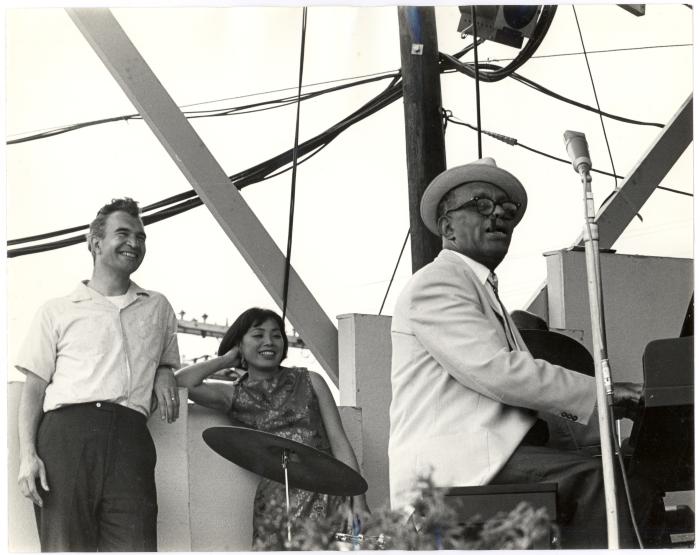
[545,250,693,383]
[338,313,392,509]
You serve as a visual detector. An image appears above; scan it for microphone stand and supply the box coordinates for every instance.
[574,154,621,548]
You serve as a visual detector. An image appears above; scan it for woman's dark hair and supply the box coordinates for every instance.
[217,307,288,360]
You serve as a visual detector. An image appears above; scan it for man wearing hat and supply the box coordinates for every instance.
[15,198,181,551]
[388,159,658,548]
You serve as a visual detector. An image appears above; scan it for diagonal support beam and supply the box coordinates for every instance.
[67,8,339,383]
[577,94,693,250]
[527,94,692,315]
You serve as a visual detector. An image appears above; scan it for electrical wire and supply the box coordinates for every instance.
[471,6,483,158]
[576,5,642,538]
[482,43,692,64]
[378,229,410,315]
[6,36,686,255]
[572,6,619,189]
[573,6,645,226]
[282,7,307,322]
[8,196,205,257]
[443,113,693,198]
[7,190,197,246]
[11,67,689,258]
[7,72,399,145]
[7,73,404,258]
[175,69,402,110]
[10,38,677,146]
[440,59,664,129]
[444,113,622,178]
[608,404,645,548]
[658,185,692,197]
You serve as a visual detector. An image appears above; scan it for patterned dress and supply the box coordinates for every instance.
[227,366,347,549]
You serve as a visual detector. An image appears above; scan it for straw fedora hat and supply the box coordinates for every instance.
[419,157,528,236]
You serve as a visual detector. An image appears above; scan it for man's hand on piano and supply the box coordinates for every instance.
[611,382,643,420]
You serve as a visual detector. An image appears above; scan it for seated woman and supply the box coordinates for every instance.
[175,307,369,548]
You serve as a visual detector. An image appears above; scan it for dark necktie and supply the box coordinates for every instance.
[487,273,518,351]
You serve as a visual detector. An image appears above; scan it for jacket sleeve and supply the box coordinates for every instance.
[409,263,597,424]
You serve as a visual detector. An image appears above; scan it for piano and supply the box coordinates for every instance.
[623,295,694,546]
[626,334,694,493]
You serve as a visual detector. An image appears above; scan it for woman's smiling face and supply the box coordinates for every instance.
[239,318,285,371]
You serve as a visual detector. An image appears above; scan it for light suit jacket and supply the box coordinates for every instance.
[388,249,597,508]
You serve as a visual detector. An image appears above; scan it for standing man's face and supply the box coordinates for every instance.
[93,211,147,276]
[438,181,517,271]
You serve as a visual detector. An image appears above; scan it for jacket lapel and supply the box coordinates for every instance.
[438,250,521,351]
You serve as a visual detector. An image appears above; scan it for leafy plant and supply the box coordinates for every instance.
[252,476,555,550]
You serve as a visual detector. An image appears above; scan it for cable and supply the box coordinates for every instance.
[658,185,692,197]
[444,113,623,178]
[12,39,684,145]
[482,43,692,64]
[8,71,405,258]
[7,190,198,246]
[7,35,684,255]
[608,404,644,548]
[7,196,205,257]
[282,7,307,322]
[9,37,668,147]
[443,113,693,199]
[507,70,664,129]
[440,58,664,129]
[573,6,645,226]
[471,6,483,158]
[7,72,399,145]
[379,229,410,315]
[175,69,402,110]
[573,6,619,189]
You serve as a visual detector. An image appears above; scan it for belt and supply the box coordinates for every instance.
[51,401,147,421]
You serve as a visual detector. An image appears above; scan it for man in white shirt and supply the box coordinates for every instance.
[16,198,181,551]
[389,158,661,548]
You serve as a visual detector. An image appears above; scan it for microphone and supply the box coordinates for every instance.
[563,130,592,173]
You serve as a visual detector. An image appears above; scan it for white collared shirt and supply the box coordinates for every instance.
[16,281,180,416]
[448,250,504,317]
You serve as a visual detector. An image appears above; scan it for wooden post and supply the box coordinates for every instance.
[397,6,445,272]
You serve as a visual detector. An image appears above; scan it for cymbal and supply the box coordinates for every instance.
[202,426,368,496]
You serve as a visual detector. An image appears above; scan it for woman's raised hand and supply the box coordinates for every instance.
[221,346,242,368]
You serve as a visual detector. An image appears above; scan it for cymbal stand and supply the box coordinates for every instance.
[282,449,292,544]
[568,131,621,548]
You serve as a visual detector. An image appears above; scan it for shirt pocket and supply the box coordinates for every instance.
[133,313,161,340]
[60,312,116,357]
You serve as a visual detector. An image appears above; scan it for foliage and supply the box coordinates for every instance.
[252,476,555,550]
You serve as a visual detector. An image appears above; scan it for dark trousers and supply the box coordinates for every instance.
[34,402,158,552]
[490,444,666,549]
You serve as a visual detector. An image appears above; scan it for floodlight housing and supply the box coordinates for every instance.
[457,5,543,49]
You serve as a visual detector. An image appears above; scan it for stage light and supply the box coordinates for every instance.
[457,5,542,49]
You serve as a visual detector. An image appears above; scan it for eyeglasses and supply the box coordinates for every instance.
[443,196,521,221]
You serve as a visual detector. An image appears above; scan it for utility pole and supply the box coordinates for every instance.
[397,6,445,272]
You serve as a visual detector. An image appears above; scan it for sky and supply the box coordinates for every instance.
[4,3,694,386]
